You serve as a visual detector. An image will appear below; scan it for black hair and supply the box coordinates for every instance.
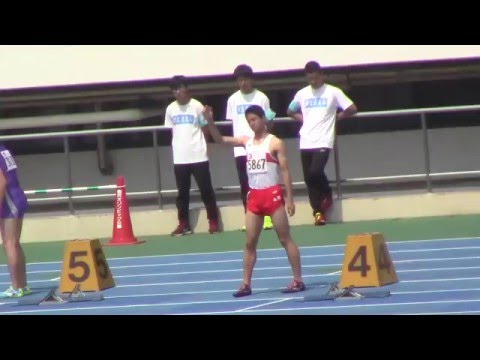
[233,64,254,79]
[169,75,188,90]
[245,104,265,118]
[304,61,323,74]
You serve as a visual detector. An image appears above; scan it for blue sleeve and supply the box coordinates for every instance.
[265,108,276,122]
[198,113,208,127]
[288,100,300,112]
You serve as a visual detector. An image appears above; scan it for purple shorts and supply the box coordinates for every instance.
[1,190,28,219]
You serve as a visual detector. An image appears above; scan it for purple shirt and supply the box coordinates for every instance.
[0,144,28,218]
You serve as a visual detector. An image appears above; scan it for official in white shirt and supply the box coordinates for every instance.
[164,75,220,236]
[287,61,357,226]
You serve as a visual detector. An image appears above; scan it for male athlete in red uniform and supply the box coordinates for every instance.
[204,104,305,297]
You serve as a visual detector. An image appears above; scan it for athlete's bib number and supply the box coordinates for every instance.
[1,150,17,171]
[247,152,267,173]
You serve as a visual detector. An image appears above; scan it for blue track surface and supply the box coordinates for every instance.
[1,237,480,315]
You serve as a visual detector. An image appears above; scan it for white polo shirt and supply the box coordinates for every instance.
[289,84,353,149]
[226,89,270,157]
[164,98,208,165]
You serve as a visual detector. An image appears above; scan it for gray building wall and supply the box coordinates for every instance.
[14,125,480,207]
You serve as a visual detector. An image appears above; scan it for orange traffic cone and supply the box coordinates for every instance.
[105,176,145,246]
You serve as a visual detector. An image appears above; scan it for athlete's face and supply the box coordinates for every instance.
[237,76,254,94]
[306,71,324,89]
[246,113,266,133]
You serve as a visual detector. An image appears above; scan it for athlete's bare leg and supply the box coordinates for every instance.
[242,211,264,286]
[1,218,27,289]
[270,207,303,282]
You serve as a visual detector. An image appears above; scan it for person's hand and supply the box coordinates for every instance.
[286,198,295,217]
[202,105,214,122]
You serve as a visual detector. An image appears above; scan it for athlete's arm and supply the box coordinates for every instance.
[201,124,213,142]
[265,107,276,132]
[337,104,358,121]
[334,88,358,121]
[203,106,247,147]
[225,97,234,122]
[0,170,6,208]
[271,137,295,216]
[287,100,303,122]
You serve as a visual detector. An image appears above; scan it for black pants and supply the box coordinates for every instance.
[301,148,332,215]
[174,161,218,224]
[235,156,250,212]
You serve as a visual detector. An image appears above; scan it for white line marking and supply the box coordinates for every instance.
[394,256,480,264]
[402,276,480,283]
[401,265,480,273]
[7,296,480,315]
[105,289,259,298]
[405,310,480,315]
[16,263,472,285]
[33,264,480,283]
[4,273,334,286]
[176,298,480,315]
[8,261,480,286]
[6,251,480,278]
[1,236,477,268]
[0,297,290,314]
[110,274,480,289]
[327,270,342,275]
[235,298,292,312]
[101,286,480,300]
[246,299,480,313]
[3,281,480,314]
[392,288,480,295]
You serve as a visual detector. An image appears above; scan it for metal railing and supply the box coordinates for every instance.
[1,104,479,214]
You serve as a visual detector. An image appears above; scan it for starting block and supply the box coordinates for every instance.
[303,282,390,302]
[339,232,398,288]
[59,239,115,293]
[16,239,114,306]
[302,232,397,302]
[17,284,104,306]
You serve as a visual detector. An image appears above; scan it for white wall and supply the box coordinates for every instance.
[1,45,479,90]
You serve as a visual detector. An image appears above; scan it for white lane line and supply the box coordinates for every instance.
[2,235,477,268]
[235,298,293,312]
[4,251,479,278]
